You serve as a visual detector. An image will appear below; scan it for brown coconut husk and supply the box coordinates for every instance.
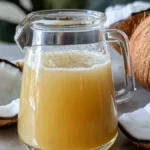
[110,10,150,54]
[0,119,17,127]
[111,10,150,39]
[0,115,18,127]
[130,15,150,91]
[133,143,150,149]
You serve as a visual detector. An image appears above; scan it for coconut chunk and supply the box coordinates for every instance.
[0,59,22,125]
[0,99,19,119]
[119,103,150,148]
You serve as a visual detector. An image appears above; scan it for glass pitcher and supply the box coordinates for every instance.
[15,10,135,150]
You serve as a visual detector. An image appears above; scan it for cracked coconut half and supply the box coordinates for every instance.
[0,59,22,126]
[119,103,150,149]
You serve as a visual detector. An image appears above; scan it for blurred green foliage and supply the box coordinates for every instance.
[0,0,150,43]
[44,0,87,9]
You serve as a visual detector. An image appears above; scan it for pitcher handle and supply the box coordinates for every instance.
[103,29,136,104]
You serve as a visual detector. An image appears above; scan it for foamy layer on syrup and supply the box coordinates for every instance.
[28,51,110,71]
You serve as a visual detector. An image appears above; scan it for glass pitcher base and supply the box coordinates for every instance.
[23,133,117,150]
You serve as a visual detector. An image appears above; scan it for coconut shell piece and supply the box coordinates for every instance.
[16,59,24,71]
[0,119,17,127]
[119,103,150,149]
[119,123,150,149]
[130,15,150,91]
[110,10,150,54]
[0,114,17,127]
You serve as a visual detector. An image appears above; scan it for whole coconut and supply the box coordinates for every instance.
[130,16,150,90]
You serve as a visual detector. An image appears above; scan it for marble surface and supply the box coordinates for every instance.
[0,44,149,150]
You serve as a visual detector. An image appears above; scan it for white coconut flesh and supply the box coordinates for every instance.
[119,103,150,142]
[0,59,22,119]
[105,1,150,27]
